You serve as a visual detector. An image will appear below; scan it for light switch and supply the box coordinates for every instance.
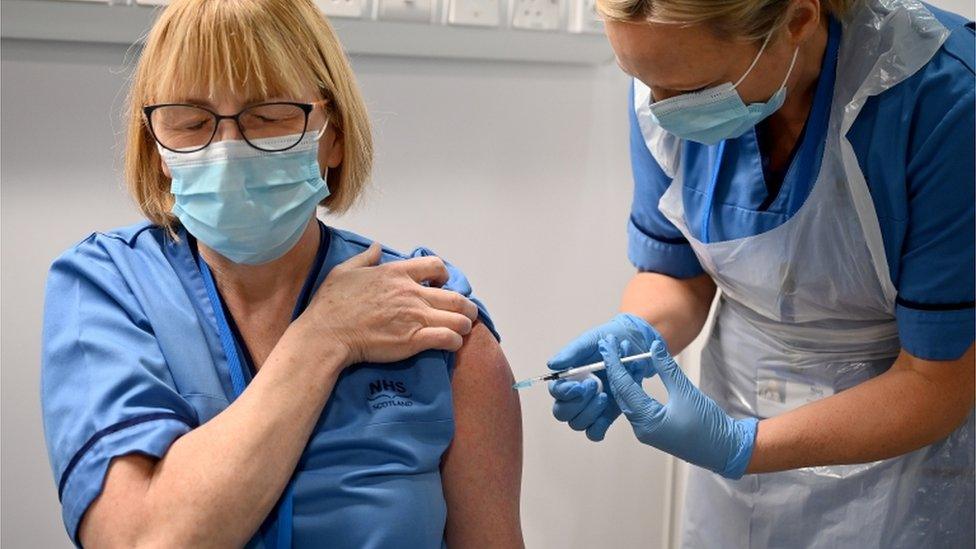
[447,0,500,27]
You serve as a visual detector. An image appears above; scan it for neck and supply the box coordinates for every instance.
[772,17,830,130]
[199,217,320,307]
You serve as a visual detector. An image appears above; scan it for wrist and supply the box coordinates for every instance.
[286,319,353,373]
[720,417,759,479]
[618,313,662,348]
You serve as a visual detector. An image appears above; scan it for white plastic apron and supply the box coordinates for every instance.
[633,1,974,546]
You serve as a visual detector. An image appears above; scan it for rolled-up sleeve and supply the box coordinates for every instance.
[41,235,197,545]
[627,84,704,279]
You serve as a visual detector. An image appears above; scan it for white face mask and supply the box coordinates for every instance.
[647,32,800,146]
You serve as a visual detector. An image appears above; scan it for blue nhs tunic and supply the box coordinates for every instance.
[41,220,498,547]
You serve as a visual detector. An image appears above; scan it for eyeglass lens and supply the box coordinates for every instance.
[150,103,311,152]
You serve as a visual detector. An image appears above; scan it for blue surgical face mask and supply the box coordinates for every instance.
[647,33,800,146]
[160,130,330,265]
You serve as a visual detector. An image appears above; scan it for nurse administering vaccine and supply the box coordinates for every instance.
[547,0,974,546]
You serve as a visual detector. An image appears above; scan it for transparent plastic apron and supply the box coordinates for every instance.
[634,1,974,546]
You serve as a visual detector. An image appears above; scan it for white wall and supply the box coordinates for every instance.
[1,38,672,548]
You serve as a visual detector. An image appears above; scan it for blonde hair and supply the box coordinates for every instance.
[597,0,861,40]
[124,0,372,232]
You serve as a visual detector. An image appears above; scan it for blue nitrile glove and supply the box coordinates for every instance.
[547,314,661,441]
[601,334,759,479]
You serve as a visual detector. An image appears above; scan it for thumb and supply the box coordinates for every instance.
[649,339,689,395]
[338,242,382,270]
[601,335,661,422]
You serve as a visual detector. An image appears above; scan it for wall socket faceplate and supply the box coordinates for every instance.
[511,0,561,31]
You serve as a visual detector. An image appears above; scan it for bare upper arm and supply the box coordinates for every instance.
[897,343,975,438]
[441,322,524,548]
[78,454,157,548]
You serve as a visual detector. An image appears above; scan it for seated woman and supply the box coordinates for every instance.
[40,0,523,547]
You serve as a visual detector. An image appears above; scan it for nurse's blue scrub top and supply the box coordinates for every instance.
[41,220,498,547]
[629,6,975,361]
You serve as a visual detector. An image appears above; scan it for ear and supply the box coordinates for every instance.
[786,0,822,44]
[318,125,344,177]
[160,154,172,179]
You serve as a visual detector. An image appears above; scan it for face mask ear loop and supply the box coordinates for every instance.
[313,118,331,140]
[778,46,801,91]
[733,31,774,89]
[316,119,332,180]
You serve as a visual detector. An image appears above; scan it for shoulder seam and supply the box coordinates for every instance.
[941,22,975,75]
[93,223,158,248]
[329,228,410,260]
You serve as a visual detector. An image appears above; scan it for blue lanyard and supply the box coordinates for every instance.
[197,256,249,397]
[194,223,328,549]
[700,139,727,245]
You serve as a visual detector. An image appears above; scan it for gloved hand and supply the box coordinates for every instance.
[547,314,661,441]
[601,334,759,479]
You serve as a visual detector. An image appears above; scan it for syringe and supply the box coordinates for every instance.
[512,350,655,390]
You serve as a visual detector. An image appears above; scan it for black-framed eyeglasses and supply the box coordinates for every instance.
[143,100,328,154]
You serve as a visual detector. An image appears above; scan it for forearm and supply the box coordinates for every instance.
[748,346,975,473]
[135,328,345,547]
[620,271,716,354]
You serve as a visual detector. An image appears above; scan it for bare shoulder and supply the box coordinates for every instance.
[453,322,514,390]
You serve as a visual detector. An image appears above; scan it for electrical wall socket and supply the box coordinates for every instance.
[511,0,561,31]
[378,0,433,22]
[569,0,603,33]
[447,0,501,27]
[315,0,366,18]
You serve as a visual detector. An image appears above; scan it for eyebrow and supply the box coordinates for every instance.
[627,65,719,95]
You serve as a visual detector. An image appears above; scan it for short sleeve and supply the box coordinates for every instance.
[408,247,500,342]
[627,84,704,278]
[895,26,975,361]
[41,235,198,544]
